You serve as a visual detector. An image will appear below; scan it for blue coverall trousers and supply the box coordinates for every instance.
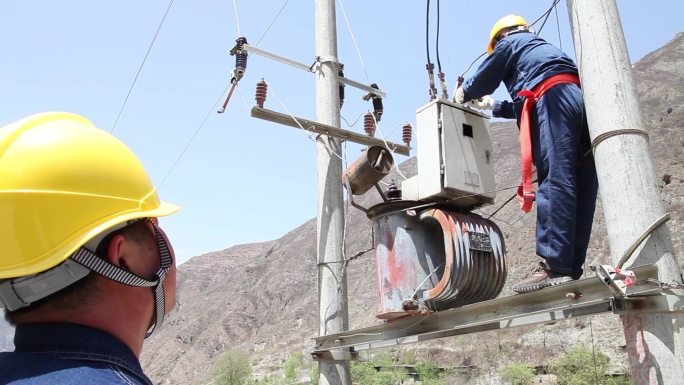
[530,83,598,276]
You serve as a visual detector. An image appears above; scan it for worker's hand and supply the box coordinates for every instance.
[466,95,496,110]
[454,86,465,104]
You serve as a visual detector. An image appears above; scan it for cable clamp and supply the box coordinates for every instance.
[316,55,339,65]
[592,264,636,298]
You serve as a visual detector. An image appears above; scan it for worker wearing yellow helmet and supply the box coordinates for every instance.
[454,15,598,293]
[0,112,180,384]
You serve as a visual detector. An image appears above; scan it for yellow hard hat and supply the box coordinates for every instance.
[488,14,529,54]
[0,112,180,279]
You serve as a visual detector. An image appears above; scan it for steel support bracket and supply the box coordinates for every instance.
[251,106,410,155]
[312,263,665,356]
[611,294,684,315]
[241,44,386,98]
[311,347,357,362]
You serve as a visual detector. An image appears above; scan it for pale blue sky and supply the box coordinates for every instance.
[1,1,682,264]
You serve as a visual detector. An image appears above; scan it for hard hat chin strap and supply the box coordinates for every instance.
[0,222,173,339]
[145,223,173,338]
[70,223,173,338]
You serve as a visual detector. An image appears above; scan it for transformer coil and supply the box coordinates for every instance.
[373,208,506,319]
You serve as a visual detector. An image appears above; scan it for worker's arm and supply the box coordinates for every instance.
[462,39,514,101]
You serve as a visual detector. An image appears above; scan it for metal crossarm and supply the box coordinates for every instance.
[242,44,387,98]
[251,107,410,155]
[312,264,681,357]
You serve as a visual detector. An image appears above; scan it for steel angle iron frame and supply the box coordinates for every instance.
[312,263,684,359]
[243,43,409,154]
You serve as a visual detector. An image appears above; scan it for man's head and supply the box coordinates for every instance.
[488,14,530,54]
[0,112,180,340]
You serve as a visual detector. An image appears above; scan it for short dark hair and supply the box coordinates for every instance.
[4,219,155,326]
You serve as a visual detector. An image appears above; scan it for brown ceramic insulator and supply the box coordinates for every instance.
[402,123,412,145]
[364,112,376,137]
[255,79,268,108]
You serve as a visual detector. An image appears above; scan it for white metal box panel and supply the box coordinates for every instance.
[400,175,420,201]
[402,99,495,208]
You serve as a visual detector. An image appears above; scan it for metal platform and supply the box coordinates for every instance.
[312,263,684,360]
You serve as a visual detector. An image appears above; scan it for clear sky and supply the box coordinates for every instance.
[1,1,682,265]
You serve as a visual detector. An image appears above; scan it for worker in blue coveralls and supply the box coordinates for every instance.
[454,15,598,293]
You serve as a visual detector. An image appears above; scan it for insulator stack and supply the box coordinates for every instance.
[372,97,383,122]
[255,79,268,108]
[369,83,383,122]
[338,64,345,108]
[363,112,376,137]
[233,37,248,81]
[385,183,402,201]
[402,123,412,146]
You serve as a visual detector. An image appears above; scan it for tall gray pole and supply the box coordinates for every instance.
[315,1,350,385]
[566,1,684,383]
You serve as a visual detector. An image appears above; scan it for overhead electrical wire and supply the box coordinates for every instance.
[435,0,442,73]
[255,0,291,47]
[457,0,562,81]
[341,112,366,128]
[232,0,241,36]
[554,5,563,51]
[157,86,229,191]
[425,0,432,65]
[338,0,369,81]
[110,0,176,134]
[266,80,347,166]
[530,0,561,35]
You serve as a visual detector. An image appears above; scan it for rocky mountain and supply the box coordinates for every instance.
[1,33,682,385]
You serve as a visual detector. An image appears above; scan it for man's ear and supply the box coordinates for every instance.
[106,234,131,271]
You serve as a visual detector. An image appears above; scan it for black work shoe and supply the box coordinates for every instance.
[512,262,574,294]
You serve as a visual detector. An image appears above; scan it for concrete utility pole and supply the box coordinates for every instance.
[567,1,684,383]
[315,1,351,385]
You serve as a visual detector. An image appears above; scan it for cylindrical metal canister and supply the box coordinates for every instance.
[342,145,394,195]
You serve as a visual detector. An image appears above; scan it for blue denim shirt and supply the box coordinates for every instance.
[463,32,578,121]
[0,323,153,385]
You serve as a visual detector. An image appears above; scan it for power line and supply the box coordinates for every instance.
[255,0,291,47]
[157,86,229,191]
[232,0,241,36]
[338,0,369,81]
[554,5,563,51]
[531,0,561,35]
[458,0,561,80]
[266,80,347,165]
[110,0,176,134]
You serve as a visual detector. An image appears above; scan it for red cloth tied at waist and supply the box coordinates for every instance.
[516,73,581,213]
